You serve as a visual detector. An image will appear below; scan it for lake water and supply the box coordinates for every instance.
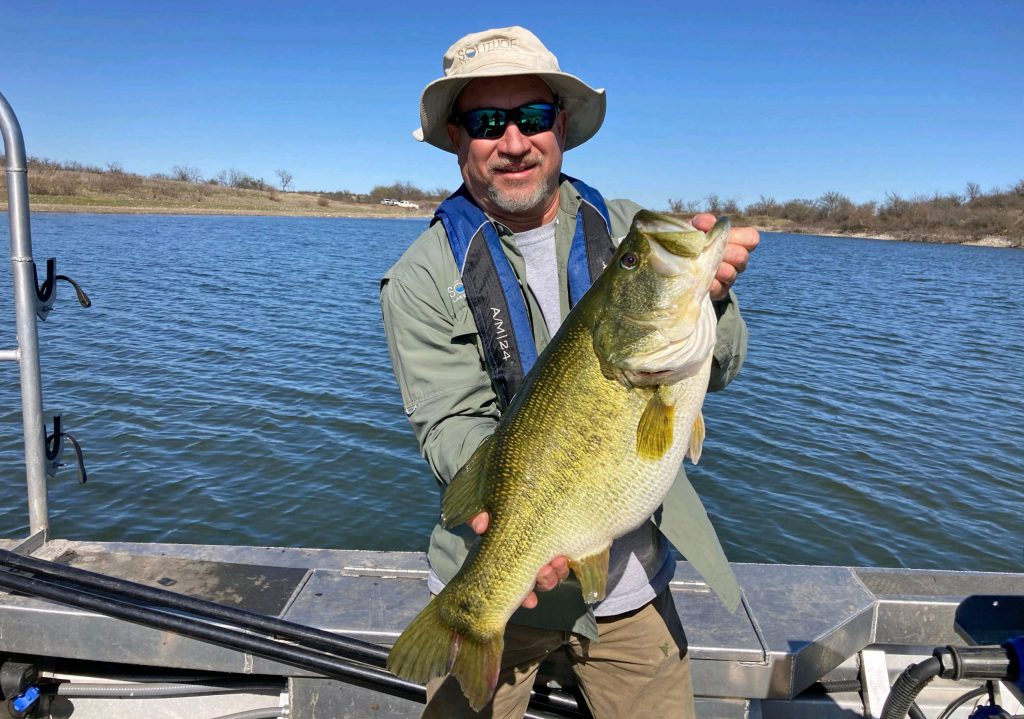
[0,213,1021,573]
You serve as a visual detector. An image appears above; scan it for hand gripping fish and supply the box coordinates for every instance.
[387,211,731,710]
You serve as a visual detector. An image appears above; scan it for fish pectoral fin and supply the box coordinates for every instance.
[637,387,675,460]
[568,544,610,605]
[442,434,494,529]
[689,411,705,464]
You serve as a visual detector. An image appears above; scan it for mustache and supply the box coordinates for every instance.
[489,156,542,173]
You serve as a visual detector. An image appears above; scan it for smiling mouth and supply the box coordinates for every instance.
[493,164,535,176]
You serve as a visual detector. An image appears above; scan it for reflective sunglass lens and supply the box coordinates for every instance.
[516,105,555,135]
[464,109,507,139]
[458,103,557,139]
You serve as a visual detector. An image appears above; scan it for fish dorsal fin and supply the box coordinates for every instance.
[689,411,706,464]
[637,387,675,459]
[441,434,494,529]
[568,544,611,604]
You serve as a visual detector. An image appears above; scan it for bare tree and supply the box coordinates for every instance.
[275,169,294,192]
[965,182,981,201]
[747,195,779,215]
[667,198,701,214]
[816,191,853,218]
[704,193,722,215]
[171,165,203,183]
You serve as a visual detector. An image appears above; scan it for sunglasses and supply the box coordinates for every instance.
[451,102,560,140]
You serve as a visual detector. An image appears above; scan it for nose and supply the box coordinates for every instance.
[497,122,531,155]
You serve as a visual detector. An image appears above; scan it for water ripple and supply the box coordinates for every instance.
[0,218,1021,572]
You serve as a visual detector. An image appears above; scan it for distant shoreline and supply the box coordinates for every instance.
[5,201,432,221]
[773,227,1019,249]
[2,202,1020,249]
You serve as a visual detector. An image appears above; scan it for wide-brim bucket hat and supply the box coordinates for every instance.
[414,26,606,153]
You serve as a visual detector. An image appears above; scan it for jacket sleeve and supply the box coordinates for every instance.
[380,272,499,485]
[708,289,748,392]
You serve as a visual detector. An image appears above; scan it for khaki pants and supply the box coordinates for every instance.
[422,590,695,719]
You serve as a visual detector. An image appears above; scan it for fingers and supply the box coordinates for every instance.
[708,226,760,301]
[523,556,570,610]
[709,279,730,302]
[690,217,760,253]
[728,225,761,252]
[722,243,751,275]
[535,556,569,591]
[691,212,716,232]
[469,512,489,535]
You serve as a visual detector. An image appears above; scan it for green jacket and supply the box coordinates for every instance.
[380,179,747,637]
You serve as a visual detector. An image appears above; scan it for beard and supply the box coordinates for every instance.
[486,160,558,215]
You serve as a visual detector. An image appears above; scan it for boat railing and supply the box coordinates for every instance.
[1,90,90,549]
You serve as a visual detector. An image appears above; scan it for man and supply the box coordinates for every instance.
[381,26,759,718]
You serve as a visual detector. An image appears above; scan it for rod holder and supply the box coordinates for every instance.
[44,412,87,484]
[34,257,91,321]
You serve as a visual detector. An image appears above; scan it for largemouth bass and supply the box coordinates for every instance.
[387,211,730,709]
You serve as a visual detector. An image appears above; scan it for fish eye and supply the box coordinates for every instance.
[619,252,639,270]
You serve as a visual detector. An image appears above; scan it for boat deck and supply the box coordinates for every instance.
[1,539,1022,717]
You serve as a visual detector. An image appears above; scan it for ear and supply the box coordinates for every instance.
[555,109,569,150]
[446,123,463,153]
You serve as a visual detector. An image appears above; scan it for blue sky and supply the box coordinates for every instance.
[3,1,1021,210]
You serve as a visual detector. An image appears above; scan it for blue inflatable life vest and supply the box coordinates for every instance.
[434,175,614,408]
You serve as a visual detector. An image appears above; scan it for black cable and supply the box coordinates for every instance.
[0,562,584,718]
[880,656,943,719]
[0,547,388,666]
[0,567,424,703]
[936,686,988,719]
[208,710,283,719]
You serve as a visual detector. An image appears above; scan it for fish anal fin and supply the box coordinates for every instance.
[689,411,705,464]
[442,435,494,528]
[637,388,675,460]
[568,544,610,605]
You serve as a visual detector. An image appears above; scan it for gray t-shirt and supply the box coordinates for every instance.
[513,220,562,336]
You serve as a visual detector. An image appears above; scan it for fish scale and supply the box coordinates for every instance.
[387,211,730,710]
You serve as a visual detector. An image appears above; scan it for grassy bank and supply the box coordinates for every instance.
[2,158,1022,247]
[0,158,438,219]
[668,184,1024,248]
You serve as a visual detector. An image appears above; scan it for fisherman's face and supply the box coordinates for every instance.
[447,75,567,231]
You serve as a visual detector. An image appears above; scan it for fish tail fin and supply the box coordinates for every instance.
[450,627,503,711]
[387,599,503,711]
[387,599,453,684]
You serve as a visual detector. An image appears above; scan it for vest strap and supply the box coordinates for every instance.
[436,180,613,405]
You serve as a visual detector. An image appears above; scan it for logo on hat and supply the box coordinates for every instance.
[457,37,519,63]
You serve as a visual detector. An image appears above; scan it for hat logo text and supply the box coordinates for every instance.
[458,37,519,63]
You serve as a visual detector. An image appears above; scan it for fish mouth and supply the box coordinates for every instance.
[619,302,702,344]
[605,295,718,384]
[619,367,688,387]
[646,236,690,277]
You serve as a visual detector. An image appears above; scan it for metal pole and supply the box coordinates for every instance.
[0,91,49,536]
[0,547,391,667]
